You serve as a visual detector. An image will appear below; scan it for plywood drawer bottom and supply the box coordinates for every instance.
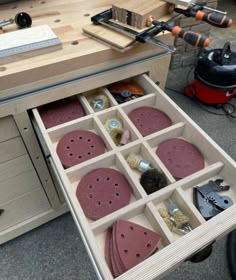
[0,188,51,232]
[32,74,236,280]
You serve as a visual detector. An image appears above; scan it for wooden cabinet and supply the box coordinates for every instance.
[0,116,67,244]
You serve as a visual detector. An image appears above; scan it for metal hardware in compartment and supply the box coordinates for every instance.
[119,141,174,195]
[96,108,140,148]
[180,162,236,221]
[82,87,118,112]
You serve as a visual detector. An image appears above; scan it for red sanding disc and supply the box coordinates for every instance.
[56,130,105,168]
[39,99,85,128]
[114,219,161,271]
[156,138,205,179]
[105,228,114,276]
[128,106,172,136]
[76,168,132,220]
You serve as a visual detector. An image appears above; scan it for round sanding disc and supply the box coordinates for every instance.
[128,106,172,136]
[156,138,204,179]
[39,99,85,128]
[76,168,132,220]
[57,130,105,168]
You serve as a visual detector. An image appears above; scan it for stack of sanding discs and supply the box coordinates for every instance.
[105,219,162,277]
[76,168,132,219]
[57,130,105,168]
[39,98,85,128]
[128,106,172,136]
[156,138,205,179]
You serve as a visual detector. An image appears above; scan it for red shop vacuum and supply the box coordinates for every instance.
[184,42,236,105]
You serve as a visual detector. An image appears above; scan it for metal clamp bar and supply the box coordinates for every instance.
[47,156,104,280]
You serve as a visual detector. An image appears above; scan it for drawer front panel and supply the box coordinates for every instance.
[0,137,27,164]
[0,116,19,143]
[0,155,33,183]
[32,74,236,280]
[0,170,42,205]
[0,188,51,232]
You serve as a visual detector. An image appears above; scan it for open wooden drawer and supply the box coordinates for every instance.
[32,74,236,280]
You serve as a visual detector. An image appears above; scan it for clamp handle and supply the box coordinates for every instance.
[171,26,210,48]
[196,10,233,28]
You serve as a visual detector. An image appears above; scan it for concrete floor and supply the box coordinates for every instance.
[0,1,236,279]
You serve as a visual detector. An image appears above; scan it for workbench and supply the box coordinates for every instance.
[1,1,236,280]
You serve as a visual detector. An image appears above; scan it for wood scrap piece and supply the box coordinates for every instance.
[82,24,135,50]
[112,0,170,28]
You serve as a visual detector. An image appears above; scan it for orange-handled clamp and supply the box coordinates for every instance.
[172,26,210,48]
[195,10,233,28]
[146,16,210,48]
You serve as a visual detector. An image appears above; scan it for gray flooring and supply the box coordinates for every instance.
[0,1,236,279]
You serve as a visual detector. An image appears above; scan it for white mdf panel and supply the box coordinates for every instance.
[0,137,27,164]
[0,116,19,142]
[0,170,42,205]
[0,188,51,232]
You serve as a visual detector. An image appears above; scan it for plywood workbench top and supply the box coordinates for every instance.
[0,0,172,94]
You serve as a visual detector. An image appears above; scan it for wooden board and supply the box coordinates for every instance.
[112,0,169,28]
[83,24,135,51]
[0,25,62,64]
[163,0,194,6]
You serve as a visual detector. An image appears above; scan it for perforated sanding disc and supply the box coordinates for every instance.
[76,168,132,220]
[114,219,161,271]
[156,138,205,179]
[128,106,172,136]
[56,130,105,168]
[105,228,114,275]
[39,99,85,128]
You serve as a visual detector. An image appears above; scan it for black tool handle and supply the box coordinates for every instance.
[91,8,112,24]
[171,26,210,48]
[196,10,233,28]
[136,24,163,43]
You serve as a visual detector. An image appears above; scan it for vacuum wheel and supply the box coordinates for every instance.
[227,230,236,279]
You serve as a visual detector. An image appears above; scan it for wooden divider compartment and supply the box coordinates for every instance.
[31,73,236,280]
[119,141,174,193]
[180,161,236,216]
[45,115,115,169]
[96,108,140,147]
[65,152,145,224]
[145,122,220,181]
[82,87,119,112]
[152,188,204,241]
[93,202,171,278]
